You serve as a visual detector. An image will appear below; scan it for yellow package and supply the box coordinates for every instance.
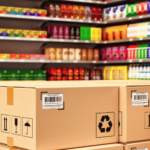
[112,66,128,80]
[23,30,32,38]
[103,66,113,80]
[31,30,39,38]
[91,27,97,41]
[97,28,102,41]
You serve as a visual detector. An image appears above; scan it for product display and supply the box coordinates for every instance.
[45,3,102,21]
[0,70,46,80]
[103,24,128,41]
[0,28,47,38]
[0,6,47,16]
[46,67,102,81]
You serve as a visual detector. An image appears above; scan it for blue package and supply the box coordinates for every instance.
[147,44,150,58]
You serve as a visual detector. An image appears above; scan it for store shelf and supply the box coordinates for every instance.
[105,14,150,24]
[0,14,104,24]
[0,59,150,64]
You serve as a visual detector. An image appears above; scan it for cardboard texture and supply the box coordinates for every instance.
[124,141,150,150]
[0,143,25,150]
[7,87,13,105]
[66,143,123,150]
[0,84,118,150]
[7,137,13,147]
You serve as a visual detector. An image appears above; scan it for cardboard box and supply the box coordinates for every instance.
[118,84,150,143]
[124,141,150,150]
[0,143,25,150]
[66,144,123,150]
[0,84,118,150]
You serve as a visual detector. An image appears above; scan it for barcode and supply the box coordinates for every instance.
[45,97,62,102]
[134,95,147,100]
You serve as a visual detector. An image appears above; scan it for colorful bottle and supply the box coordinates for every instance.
[139,64,143,80]
[143,64,147,80]
[132,64,136,80]
[128,64,133,80]
[135,64,139,80]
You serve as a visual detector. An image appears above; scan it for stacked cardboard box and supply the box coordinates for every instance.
[0,81,150,150]
[0,82,118,150]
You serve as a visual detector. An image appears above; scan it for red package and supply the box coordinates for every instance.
[56,68,62,76]
[10,54,20,59]
[56,76,62,80]
[63,68,68,75]
[127,45,138,60]
[79,68,84,76]
[20,54,30,59]
[47,76,56,81]
[91,7,97,21]
[74,68,79,76]
[68,76,73,80]
[62,76,68,80]
[97,7,103,21]
[74,76,79,80]
[47,68,56,76]
[68,68,74,76]
[79,76,84,80]
[61,4,67,18]
[142,1,148,15]
[67,5,73,19]
[137,3,143,15]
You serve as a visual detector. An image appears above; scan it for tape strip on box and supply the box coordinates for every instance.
[7,137,13,147]
[7,87,13,105]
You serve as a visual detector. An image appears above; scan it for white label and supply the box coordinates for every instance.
[133,148,148,150]
[42,93,63,109]
[132,92,148,106]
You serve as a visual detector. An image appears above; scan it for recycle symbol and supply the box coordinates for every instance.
[98,115,113,133]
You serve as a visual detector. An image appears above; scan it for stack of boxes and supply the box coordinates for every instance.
[0,81,150,150]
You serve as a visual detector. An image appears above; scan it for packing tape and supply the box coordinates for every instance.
[7,87,13,105]
[10,148,17,150]
[7,137,13,147]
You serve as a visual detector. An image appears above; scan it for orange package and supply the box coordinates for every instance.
[112,26,120,40]
[73,5,79,19]
[79,6,85,20]
[102,28,107,41]
[119,24,128,40]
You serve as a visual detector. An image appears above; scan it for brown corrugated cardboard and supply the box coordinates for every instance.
[124,141,150,150]
[0,84,118,150]
[66,143,123,150]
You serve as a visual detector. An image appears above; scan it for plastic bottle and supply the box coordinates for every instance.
[128,64,133,80]
[143,64,147,80]
[132,64,136,80]
[139,64,143,80]
[148,64,150,80]
[135,64,139,80]
[146,64,150,80]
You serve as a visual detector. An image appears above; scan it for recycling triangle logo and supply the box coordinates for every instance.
[98,115,113,133]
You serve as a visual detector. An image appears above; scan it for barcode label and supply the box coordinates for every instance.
[42,93,63,109]
[133,148,148,150]
[132,92,148,106]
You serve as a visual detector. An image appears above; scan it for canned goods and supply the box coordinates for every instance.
[62,76,68,80]
[56,48,62,60]
[56,68,62,76]
[56,76,62,80]
[68,76,73,80]
[68,68,74,76]
[45,48,56,60]
[62,48,69,60]
[79,76,84,80]
[94,49,100,60]
[69,48,75,60]
[88,49,93,60]
[84,69,90,76]
[63,68,68,75]
[79,68,84,76]
[47,68,56,76]
[74,76,79,80]
[47,76,56,81]
[81,49,87,60]
[74,68,79,76]
[75,48,81,60]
